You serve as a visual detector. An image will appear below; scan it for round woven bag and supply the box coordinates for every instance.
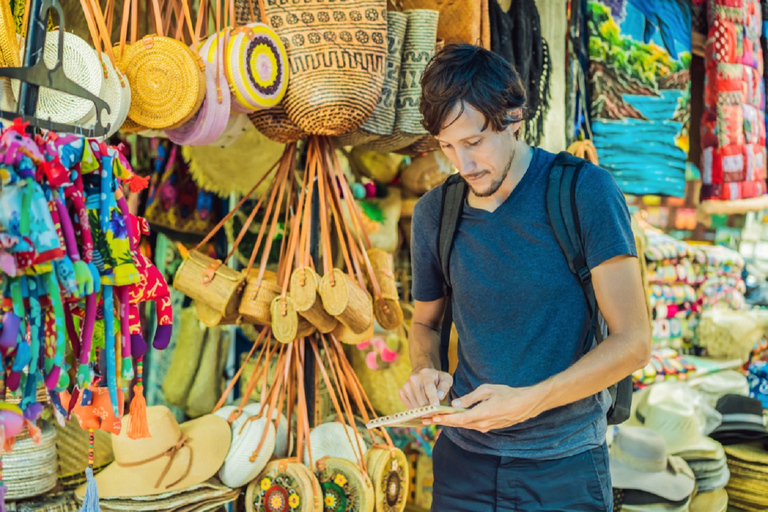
[247,460,323,512]
[13,31,104,125]
[167,34,232,145]
[249,103,308,143]
[365,447,409,512]
[225,23,289,112]
[219,411,277,488]
[314,457,375,512]
[118,35,206,130]
[253,0,388,136]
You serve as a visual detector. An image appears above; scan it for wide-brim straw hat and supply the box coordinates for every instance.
[303,422,367,467]
[610,427,696,502]
[690,488,728,512]
[5,421,57,501]
[76,406,230,499]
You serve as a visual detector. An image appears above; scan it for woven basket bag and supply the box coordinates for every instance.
[117,0,206,130]
[249,103,308,144]
[246,0,388,136]
[398,0,490,48]
[246,460,323,512]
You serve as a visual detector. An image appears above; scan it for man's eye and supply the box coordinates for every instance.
[468,140,481,147]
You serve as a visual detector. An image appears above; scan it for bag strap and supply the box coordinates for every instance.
[436,173,466,373]
[546,151,602,355]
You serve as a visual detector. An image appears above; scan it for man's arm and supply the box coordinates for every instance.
[399,297,454,409]
[431,255,650,432]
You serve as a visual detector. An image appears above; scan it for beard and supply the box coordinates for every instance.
[466,150,514,198]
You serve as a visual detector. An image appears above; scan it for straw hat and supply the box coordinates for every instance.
[4,421,57,501]
[313,457,374,512]
[690,489,728,512]
[218,405,276,488]
[303,423,367,467]
[91,478,238,511]
[620,499,690,512]
[75,406,230,499]
[247,460,323,512]
[609,427,696,501]
[644,400,724,460]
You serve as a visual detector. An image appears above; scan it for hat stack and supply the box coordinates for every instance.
[74,407,235,511]
[644,401,730,494]
[4,421,58,501]
[697,371,750,409]
[709,395,768,446]
[610,427,697,512]
[723,443,768,511]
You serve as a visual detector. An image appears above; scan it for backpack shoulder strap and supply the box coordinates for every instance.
[437,173,467,294]
[437,173,466,372]
[547,152,602,352]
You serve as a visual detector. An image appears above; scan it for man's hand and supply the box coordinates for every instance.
[400,367,453,409]
[426,383,551,433]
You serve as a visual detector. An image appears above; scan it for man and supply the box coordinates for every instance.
[401,44,651,511]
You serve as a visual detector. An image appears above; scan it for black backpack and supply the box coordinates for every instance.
[436,151,632,425]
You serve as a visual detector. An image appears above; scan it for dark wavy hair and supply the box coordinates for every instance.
[419,44,527,137]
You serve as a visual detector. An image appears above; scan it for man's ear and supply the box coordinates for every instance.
[507,108,524,137]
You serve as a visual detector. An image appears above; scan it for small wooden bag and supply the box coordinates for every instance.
[174,251,244,318]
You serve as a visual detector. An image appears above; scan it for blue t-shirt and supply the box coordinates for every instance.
[410,148,637,460]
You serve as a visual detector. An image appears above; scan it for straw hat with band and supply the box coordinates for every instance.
[644,400,724,460]
[609,426,696,502]
[75,406,230,499]
[313,457,374,512]
[117,0,206,130]
[710,394,768,444]
[224,0,288,113]
[166,0,232,146]
[697,370,750,408]
[690,488,728,512]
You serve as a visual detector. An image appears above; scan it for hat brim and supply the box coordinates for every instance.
[690,489,728,512]
[610,456,695,502]
[75,415,231,499]
[711,422,768,437]
[669,436,723,461]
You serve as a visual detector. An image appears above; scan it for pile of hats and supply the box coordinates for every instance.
[4,422,58,501]
[74,407,236,512]
[609,426,702,511]
[709,394,768,447]
[723,443,768,511]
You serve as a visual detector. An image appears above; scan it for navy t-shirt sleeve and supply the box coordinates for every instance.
[411,188,446,302]
[576,163,638,269]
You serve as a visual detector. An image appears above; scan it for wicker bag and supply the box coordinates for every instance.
[313,457,375,512]
[360,10,439,153]
[246,460,323,512]
[117,0,206,130]
[399,0,490,48]
[239,269,281,325]
[320,269,374,335]
[365,447,409,512]
[249,103,308,144]
[248,0,388,136]
[335,10,408,147]
[174,250,245,319]
[365,248,403,330]
[291,267,338,334]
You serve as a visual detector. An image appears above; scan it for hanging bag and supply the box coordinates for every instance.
[117,0,206,130]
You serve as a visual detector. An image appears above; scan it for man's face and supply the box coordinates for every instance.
[436,103,520,198]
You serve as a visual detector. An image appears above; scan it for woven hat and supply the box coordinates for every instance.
[644,400,724,460]
[91,478,238,511]
[13,30,103,125]
[710,394,768,445]
[609,426,696,502]
[690,489,728,512]
[183,122,283,199]
[4,421,57,501]
[364,447,408,512]
[313,457,374,512]
[620,499,690,512]
[246,460,323,512]
[303,422,367,467]
[75,406,230,499]
[218,405,276,488]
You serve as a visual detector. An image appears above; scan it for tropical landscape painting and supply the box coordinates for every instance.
[588,0,691,197]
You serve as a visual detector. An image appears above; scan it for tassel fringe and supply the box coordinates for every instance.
[128,384,150,439]
[79,467,101,512]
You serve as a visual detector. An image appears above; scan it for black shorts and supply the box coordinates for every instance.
[431,433,613,512]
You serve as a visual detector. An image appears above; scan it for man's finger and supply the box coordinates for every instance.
[399,385,417,410]
[436,373,453,401]
[452,385,490,408]
[420,373,441,406]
